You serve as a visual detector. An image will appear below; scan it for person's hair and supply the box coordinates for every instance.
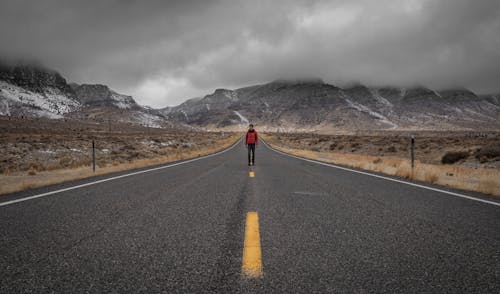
[249,124,254,127]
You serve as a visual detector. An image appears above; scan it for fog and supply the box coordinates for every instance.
[1,0,499,107]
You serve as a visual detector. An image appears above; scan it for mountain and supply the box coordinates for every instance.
[1,62,498,131]
[162,79,500,131]
[72,84,140,109]
[0,62,171,128]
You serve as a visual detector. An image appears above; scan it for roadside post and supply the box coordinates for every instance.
[410,135,415,172]
[92,140,96,173]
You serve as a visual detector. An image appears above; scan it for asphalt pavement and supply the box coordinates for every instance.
[1,138,499,293]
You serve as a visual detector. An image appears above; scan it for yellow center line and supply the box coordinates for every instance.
[242,212,263,278]
[249,171,255,177]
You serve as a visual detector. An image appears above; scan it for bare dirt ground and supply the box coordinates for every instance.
[0,117,240,195]
[262,131,500,196]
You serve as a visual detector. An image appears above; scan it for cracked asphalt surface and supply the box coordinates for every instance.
[1,139,499,293]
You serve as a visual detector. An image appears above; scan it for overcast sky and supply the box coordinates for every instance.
[1,0,499,108]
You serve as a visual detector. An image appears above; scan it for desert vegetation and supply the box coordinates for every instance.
[0,117,240,195]
[262,131,500,196]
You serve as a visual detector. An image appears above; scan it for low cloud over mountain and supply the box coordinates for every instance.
[1,0,500,107]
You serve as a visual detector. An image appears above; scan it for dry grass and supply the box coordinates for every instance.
[0,134,241,196]
[262,134,500,197]
[478,179,498,195]
[424,171,439,184]
[265,131,500,169]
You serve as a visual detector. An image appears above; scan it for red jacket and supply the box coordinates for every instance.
[245,130,258,145]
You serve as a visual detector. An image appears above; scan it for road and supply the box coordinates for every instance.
[1,138,500,293]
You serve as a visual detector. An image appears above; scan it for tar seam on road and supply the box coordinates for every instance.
[0,137,243,207]
[293,191,328,196]
[242,211,263,279]
[261,139,500,207]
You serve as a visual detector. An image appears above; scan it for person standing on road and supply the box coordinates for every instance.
[245,124,258,166]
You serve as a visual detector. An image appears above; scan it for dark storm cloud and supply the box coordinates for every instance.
[1,0,499,107]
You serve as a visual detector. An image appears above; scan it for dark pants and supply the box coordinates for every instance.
[247,144,256,164]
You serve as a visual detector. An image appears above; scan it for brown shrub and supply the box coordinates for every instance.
[441,151,468,164]
[69,161,85,169]
[97,160,107,168]
[45,162,62,171]
[475,145,500,159]
[59,157,72,167]
[29,163,45,172]
[127,151,141,160]
[122,144,136,150]
[478,156,488,163]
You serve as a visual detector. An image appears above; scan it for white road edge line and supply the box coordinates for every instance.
[0,137,243,207]
[261,139,500,207]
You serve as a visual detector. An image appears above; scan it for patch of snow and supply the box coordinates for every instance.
[205,104,210,111]
[180,110,189,119]
[224,91,238,101]
[111,93,133,109]
[345,98,398,129]
[370,89,393,107]
[0,81,80,118]
[114,101,130,109]
[70,148,82,152]
[135,112,162,128]
[101,148,110,153]
[233,111,249,124]
[160,140,175,147]
[142,140,157,147]
[463,108,496,120]
[39,149,55,154]
[0,99,10,115]
[264,102,270,108]
[448,106,463,113]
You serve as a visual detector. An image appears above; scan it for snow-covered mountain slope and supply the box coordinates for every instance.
[0,62,173,128]
[0,61,81,118]
[0,80,80,118]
